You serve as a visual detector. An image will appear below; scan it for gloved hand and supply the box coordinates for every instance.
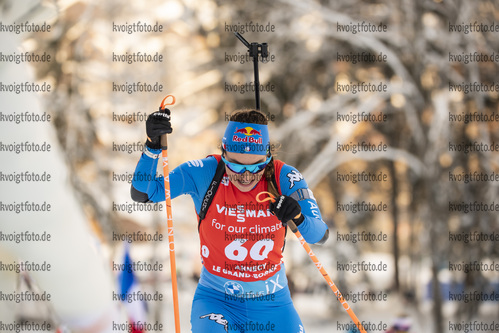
[145,109,172,149]
[269,195,305,227]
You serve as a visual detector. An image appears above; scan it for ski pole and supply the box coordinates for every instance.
[256,191,367,333]
[159,95,181,333]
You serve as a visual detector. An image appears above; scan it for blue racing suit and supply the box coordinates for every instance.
[131,148,328,332]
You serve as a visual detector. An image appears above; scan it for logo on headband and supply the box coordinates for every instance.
[234,127,262,136]
[223,121,269,155]
[232,126,263,144]
[232,135,263,144]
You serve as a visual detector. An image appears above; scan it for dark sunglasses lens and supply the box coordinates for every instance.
[226,163,245,174]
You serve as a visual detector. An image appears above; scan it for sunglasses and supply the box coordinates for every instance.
[221,154,272,174]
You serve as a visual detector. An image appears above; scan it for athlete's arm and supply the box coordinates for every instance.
[131,147,217,211]
[279,164,329,245]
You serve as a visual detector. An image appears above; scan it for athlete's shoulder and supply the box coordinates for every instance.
[275,160,308,195]
[169,155,220,200]
[172,155,219,182]
[185,155,219,168]
[175,155,218,170]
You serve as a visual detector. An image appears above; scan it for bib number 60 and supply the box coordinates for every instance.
[224,239,274,261]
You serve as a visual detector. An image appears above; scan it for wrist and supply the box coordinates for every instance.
[292,213,304,227]
[145,137,162,150]
[143,141,161,158]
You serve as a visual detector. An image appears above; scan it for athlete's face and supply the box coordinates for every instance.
[224,151,266,192]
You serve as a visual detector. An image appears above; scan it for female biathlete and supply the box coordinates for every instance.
[131,109,329,332]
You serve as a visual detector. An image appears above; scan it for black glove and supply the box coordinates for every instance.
[269,195,305,227]
[145,109,173,149]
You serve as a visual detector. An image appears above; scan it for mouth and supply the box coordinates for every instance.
[237,177,254,186]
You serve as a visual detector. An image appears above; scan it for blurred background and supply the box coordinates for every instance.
[1,0,498,332]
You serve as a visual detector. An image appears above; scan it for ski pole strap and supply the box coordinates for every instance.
[160,95,176,110]
[198,159,226,230]
[159,95,175,151]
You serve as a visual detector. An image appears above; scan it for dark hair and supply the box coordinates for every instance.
[229,109,268,125]
[228,109,279,197]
